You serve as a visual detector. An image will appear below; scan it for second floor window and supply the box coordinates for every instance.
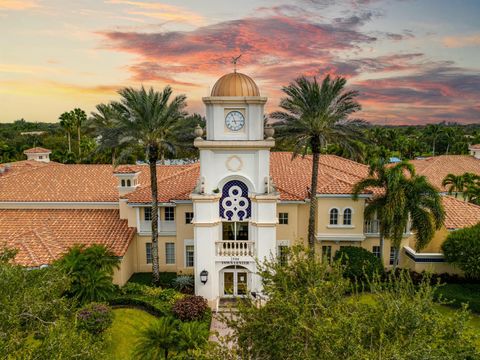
[185,212,194,224]
[329,208,339,225]
[343,208,352,225]
[165,207,175,221]
[144,207,152,221]
[222,222,248,241]
[279,212,288,224]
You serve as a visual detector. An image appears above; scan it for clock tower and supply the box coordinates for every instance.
[192,71,278,307]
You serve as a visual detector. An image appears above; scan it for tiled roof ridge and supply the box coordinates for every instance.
[443,194,480,209]
[272,184,304,201]
[24,147,51,154]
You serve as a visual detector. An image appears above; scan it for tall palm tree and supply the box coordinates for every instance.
[71,108,87,157]
[272,75,364,254]
[425,124,443,156]
[98,86,187,284]
[354,161,444,267]
[59,111,74,153]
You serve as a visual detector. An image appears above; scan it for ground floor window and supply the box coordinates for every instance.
[222,221,248,240]
[322,245,332,263]
[185,212,194,224]
[372,246,381,258]
[145,242,152,264]
[389,247,396,265]
[165,243,175,264]
[185,244,194,267]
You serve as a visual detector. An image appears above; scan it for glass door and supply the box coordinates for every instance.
[223,272,234,296]
[222,269,249,297]
[236,271,248,296]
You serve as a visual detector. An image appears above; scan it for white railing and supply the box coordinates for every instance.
[215,241,255,257]
[364,220,411,235]
[364,220,380,234]
[139,220,176,234]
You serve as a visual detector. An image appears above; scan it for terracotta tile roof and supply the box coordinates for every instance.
[114,165,140,174]
[469,144,480,150]
[270,152,371,200]
[0,160,58,178]
[126,164,200,203]
[442,196,480,229]
[0,209,135,267]
[23,147,51,154]
[409,155,480,192]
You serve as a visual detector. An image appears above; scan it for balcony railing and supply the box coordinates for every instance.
[364,220,411,235]
[139,220,176,234]
[215,241,255,257]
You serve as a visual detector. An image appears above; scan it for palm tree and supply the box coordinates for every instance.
[98,86,187,284]
[354,161,444,267]
[272,75,364,254]
[442,173,465,198]
[59,111,74,153]
[90,103,124,165]
[133,317,179,360]
[425,124,443,156]
[71,108,87,158]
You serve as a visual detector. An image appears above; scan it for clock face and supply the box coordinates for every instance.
[225,111,245,131]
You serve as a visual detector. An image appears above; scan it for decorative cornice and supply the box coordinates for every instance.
[190,193,221,202]
[316,233,366,241]
[202,96,267,105]
[194,139,275,149]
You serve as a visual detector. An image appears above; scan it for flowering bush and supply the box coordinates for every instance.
[172,295,208,321]
[76,302,113,334]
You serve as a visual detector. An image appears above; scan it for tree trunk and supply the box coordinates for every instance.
[67,132,71,153]
[393,245,400,269]
[77,127,81,157]
[446,143,450,155]
[379,229,385,267]
[432,139,436,157]
[308,145,320,256]
[149,144,160,285]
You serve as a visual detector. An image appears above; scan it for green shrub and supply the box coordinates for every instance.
[172,275,194,294]
[76,302,113,335]
[172,295,208,321]
[442,222,480,279]
[333,246,384,281]
[127,272,177,287]
[435,283,480,314]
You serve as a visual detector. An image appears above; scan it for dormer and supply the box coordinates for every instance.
[24,147,51,162]
[113,166,140,195]
[469,144,480,159]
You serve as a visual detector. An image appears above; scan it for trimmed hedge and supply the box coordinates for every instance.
[334,246,384,281]
[127,272,177,288]
[442,222,480,280]
[435,283,480,314]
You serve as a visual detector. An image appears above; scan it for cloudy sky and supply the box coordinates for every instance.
[1,0,479,124]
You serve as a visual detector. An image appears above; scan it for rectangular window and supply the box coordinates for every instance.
[185,212,194,224]
[222,222,249,241]
[372,246,381,259]
[165,243,175,264]
[144,207,152,221]
[322,245,332,263]
[279,212,289,225]
[278,245,289,266]
[389,247,396,265]
[145,243,152,264]
[164,207,175,221]
[185,245,194,267]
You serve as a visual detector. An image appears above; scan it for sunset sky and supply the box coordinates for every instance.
[1,0,479,125]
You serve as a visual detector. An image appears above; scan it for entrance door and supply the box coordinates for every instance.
[222,269,249,297]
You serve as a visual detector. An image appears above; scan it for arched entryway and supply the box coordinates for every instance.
[220,265,250,298]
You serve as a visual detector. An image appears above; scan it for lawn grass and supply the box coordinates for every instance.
[435,283,480,314]
[105,308,157,360]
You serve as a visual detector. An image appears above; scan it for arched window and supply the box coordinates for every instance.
[127,179,131,187]
[329,208,339,225]
[121,179,126,187]
[343,208,352,225]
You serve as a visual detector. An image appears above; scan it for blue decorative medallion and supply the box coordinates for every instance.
[220,180,251,221]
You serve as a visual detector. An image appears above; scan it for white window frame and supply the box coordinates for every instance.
[145,242,152,264]
[164,207,175,221]
[329,208,339,225]
[165,242,176,265]
[278,212,289,225]
[184,239,194,268]
[144,207,152,221]
[185,212,194,224]
[372,245,381,258]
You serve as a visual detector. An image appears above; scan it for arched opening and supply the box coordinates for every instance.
[220,265,250,297]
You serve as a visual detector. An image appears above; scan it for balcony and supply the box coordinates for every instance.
[215,241,255,257]
[364,220,411,236]
[139,220,176,234]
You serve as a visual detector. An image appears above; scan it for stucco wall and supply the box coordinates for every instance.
[113,237,137,286]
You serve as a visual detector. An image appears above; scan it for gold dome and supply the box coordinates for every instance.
[211,72,260,97]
